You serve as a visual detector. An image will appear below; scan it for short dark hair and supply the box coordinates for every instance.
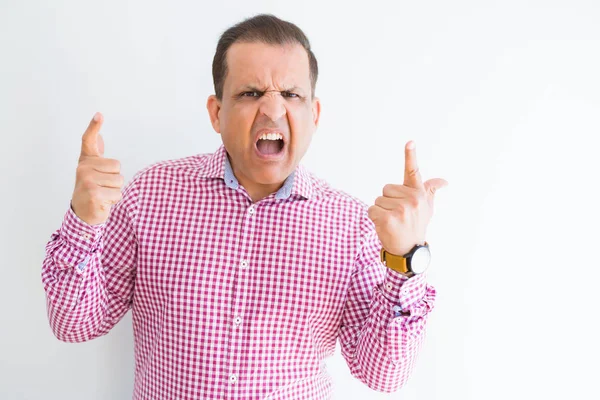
[212,14,318,100]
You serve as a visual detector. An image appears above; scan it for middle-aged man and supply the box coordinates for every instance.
[42,14,447,400]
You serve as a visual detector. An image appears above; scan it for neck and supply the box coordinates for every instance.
[227,156,284,203]
[246,184,282,203]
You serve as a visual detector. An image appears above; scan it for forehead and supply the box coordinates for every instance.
[224,41,310,91]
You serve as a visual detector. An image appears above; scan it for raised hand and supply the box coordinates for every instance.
[368,141,448,256]
[71,112,124,225]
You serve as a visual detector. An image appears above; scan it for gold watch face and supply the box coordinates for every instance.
[410,246,431,274]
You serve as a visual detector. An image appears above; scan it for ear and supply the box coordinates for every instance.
[312,96,321,128]
[206,95,222,133]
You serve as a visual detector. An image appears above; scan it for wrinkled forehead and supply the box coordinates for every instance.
[224,41,311,94]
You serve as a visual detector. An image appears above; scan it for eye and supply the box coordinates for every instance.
[240,91,262,98]
[282,91,299,98]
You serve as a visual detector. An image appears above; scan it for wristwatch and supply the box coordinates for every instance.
[380,242,431,278]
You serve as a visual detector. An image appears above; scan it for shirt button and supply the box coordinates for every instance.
[240,260,248,269]
[80,232,91,240]
[385,282,393,291]
[229,374,238,384]
[248,205,255,216]
[233,316,242,326]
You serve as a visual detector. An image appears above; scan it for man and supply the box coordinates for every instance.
[42,14,447,400]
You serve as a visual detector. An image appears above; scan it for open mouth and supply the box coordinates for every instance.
[256,133,285,156]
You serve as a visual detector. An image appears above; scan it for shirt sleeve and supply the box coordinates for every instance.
[41,178,140,343]
[338,207,436,392]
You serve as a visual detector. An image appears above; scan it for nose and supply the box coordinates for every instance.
[258,91,287,122]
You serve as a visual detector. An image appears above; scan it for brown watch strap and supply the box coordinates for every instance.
[380,242,429,277]
[380,248,411,276]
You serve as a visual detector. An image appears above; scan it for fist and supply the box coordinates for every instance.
[71,112,124,226]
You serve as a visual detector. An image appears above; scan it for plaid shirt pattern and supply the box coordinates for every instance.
[42,144,436,399]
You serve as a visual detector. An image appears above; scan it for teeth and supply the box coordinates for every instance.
[259,132,283,141]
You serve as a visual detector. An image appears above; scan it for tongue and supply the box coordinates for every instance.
[257,139,282,155]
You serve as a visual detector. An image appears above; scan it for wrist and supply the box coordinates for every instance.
[381,241,430,277]
[392,241,426,257]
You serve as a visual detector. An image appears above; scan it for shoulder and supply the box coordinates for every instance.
[128,152,214,186]
[301,165,370,214]
[301,166,378,248]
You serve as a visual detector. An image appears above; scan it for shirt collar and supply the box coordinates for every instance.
[202,144,314,200]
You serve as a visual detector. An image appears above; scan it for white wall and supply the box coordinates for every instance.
[1,0,599,398]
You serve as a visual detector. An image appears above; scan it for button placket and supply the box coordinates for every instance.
[227,203,257,396]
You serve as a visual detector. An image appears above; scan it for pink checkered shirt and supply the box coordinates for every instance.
[42,144,436,399]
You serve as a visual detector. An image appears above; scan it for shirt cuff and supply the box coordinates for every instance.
[379,268,428,314]
[60,202,106,254]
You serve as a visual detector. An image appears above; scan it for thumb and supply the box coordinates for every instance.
[80,112,105,158]
[424,178,448,196]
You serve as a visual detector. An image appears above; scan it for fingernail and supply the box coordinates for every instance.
[93,112,100,122]
[407,141,415,149]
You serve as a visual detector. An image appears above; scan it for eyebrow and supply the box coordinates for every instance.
[238,85,303,93]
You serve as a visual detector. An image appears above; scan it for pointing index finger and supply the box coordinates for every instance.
[80,112,105,158]
[404,140,424,190]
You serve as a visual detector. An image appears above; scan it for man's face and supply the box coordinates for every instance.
[207,41,321,192]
